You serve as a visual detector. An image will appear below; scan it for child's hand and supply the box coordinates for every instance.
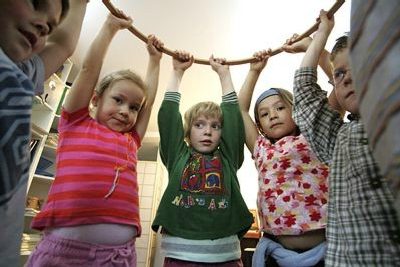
[317,10,334,36]
[147,35,163,62]
[250,49,271,73]
[282,34,312,54]
[173,50,194,72]
[105,9,133,31]
[210,55,229,76]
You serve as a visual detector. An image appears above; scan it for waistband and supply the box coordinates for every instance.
[41,232,136,260]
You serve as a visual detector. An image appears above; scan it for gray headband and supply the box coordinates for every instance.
[255,88,280,107]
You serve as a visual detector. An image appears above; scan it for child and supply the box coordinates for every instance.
[151,51,253,265]
[238,46,333,267]
[26,12,163,266]
[0,0,88,265]
[293,10,400,266]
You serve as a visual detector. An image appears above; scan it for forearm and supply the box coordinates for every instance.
[238,70,261,111]
[218,71,235,95]
[166,69,184,92]
[318,49,333,81]
[301,31,330,69]
[144,58,161,106]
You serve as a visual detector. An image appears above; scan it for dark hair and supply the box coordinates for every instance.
[330,34,348,62]
[254,88,298,141]
[60,0,70,21]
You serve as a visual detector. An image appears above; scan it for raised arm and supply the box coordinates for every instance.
[166,51,194,93]
[238,50,270,153]
[283,20,343,116]
[135,35,163,139]
[209,56,234,96]
[39,0,88,80]
[63,12,132,113]
[300,10,334,69]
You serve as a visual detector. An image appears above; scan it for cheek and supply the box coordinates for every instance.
[33,37,47,53]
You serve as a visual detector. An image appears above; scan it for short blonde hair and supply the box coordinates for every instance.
[183,101,222,143]
[96,69,147,97]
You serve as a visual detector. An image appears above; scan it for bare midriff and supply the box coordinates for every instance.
[275,229,325,250]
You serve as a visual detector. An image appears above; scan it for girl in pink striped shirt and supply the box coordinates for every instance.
[27,11,163,267]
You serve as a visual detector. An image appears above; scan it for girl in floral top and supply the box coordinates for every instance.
[238,44,341,267]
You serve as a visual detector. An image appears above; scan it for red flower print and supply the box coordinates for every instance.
[277,175,286,184]
[264,178,270,185]
[305,194,317,206]
[274,218,281,225]
[321,198,327,204]
[309,211,322,221]
[278,140,286,146]
[279,159,291,170]
[273,163,278,169]
[320,167,329,177]
[301,156,311,164]
[283,195,291,202]
[268,204,276,212]
[311,168,318,174]
[303,182,311,189]
[261,166,267,173]
[257,139,263,146]
[267,152,274,160]
[319,184,328,193]
[276,189,283,195]
[294,169,303,176]
[296,143,307,151]
[283,214,296,227]
[264,189,274,198]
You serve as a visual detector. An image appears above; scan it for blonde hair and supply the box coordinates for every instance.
[183,101,222,143]
[96,69,147,97]
[254,88,298,139]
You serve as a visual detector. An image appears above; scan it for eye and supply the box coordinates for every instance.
[260,112,268,118]
[129,104,140,111]
[334,69,345,79]
[113,96,122,103]
[194,122,205,129]
[211,123,221,130]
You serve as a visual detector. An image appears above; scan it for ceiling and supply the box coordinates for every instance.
[69,0,350,160]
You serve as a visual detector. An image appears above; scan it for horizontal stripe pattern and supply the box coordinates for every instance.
[162,234,241,263]
[32,108,141,234]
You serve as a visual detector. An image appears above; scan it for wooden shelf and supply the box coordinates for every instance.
[33,174,54,183]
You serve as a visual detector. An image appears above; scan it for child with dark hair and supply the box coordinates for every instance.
[238,45,336,266]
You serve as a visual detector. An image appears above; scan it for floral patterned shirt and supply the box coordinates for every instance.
[253,134,328,235]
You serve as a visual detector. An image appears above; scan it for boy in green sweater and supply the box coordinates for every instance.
[152,51,253,265]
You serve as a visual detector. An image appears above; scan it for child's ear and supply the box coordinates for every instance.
[91,92,99,107]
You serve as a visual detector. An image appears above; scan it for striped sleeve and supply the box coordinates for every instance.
[164,91,181,103]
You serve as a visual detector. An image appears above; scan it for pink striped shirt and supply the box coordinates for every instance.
[32,108,142,235]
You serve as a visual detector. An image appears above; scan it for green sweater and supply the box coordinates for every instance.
[152,92,253,240]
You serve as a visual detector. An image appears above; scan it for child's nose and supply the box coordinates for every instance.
[119,105,129,115]
[204,125,212,135]
[34,20,50,36]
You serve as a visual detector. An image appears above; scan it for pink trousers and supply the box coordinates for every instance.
[26,233,137,267]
